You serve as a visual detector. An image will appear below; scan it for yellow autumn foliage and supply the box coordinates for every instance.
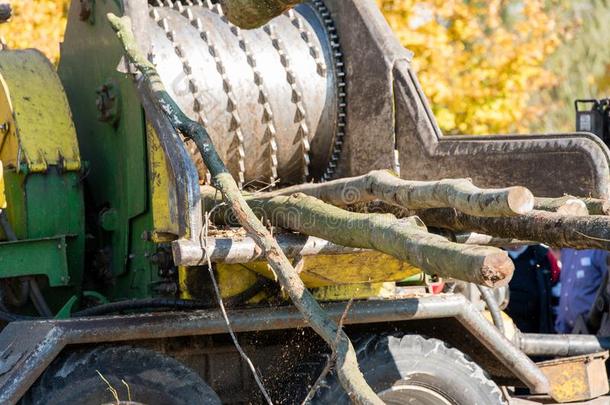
[1,0,567,135]
[377,0,566,134]
[0,0,70,63]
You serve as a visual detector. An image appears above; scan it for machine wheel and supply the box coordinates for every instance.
[21,346,221,405]
[313,334,504,405]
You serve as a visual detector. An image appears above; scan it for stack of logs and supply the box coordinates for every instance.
[202,169,610,289]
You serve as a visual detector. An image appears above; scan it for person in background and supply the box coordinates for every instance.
[555,249,608,334]
[506,245,555,334]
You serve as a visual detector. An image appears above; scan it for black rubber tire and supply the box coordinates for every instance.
[21,346,221,405]
[312,334,504,405]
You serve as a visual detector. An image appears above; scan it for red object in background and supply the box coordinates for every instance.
[429,281,445,294]
[547,250,561,283]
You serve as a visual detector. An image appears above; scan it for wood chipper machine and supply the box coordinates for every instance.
[1,0,610,404]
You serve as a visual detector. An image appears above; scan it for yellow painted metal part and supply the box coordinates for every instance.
[216,264,259,298]
[312,282,396,301]
[539,351,609,403]
[178,266,193,300]
[482,311,517,341]
[146,123,179,242]
[0,161,6,209]
[181,263,267,304]
[222,251,421,289]
[0,50,80,172]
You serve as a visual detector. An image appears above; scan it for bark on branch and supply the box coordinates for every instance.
[219,0,303,29]
[203,187,515,287]
[417,208,610,250]
[262,170,534,217]
[535,196,610,216]
[455,233,532,248]
[107,14,382,405]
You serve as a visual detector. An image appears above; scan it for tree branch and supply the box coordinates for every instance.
[262,170,534,217]
[535,196,610,216]
[107,14,382,405]
[417,208,610,250]
[203,187,515,287]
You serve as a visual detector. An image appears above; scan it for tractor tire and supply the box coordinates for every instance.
[313,334,504,405]
[21,346,221,405]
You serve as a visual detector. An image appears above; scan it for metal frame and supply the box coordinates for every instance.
[0,294,550,404]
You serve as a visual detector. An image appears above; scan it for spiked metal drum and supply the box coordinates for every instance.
[146,0,345,186]
[124,0,610,199]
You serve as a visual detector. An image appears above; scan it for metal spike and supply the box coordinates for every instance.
[291,90,301,103]
[259,91,268,105]
[188,79,198,94]
[286,71,296,84]
[227,94,237,112]
[295,106,306,124]
[223,79,232,94]
[229,114,241,131]
[317,63,327,77]
[262,104,273,122]
[193,97,202,112]
[253,72,262,85]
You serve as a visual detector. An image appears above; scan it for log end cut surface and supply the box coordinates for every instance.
[481,251,514,288]
[508,186,535,215]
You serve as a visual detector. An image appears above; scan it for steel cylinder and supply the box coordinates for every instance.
[518,333,610,357]
[145,0,343,185]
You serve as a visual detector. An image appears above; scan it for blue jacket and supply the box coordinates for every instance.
[555,249,608,333]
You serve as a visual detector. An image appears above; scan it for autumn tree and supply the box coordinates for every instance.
[0,0,70,63]
[531,0,610,133]
[377,0,567,135]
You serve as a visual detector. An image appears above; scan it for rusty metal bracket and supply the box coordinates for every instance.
[538,352,609,403]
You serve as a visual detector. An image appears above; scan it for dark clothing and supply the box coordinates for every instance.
[506,246,554,334]
[555,249,608,334]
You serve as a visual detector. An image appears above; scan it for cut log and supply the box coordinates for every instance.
[203,187,515,287]
[535,196,610,216]
[455,233,532,248]
[108,14,382,405]
[262,169,534,217]
[417,208,610,250]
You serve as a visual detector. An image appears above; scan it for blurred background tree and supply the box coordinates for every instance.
[0,0,70,63]
[377,0,568,135]
[530,0,610,133]
[0,0,606,135]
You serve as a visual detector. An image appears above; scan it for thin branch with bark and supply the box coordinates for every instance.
[455,233,532,248]
[107,14,382,405]
[417,208,610,250]
[203,187,515,287]
[535,196,610,216]
[301,299,354,405]
[263,170,534,217]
